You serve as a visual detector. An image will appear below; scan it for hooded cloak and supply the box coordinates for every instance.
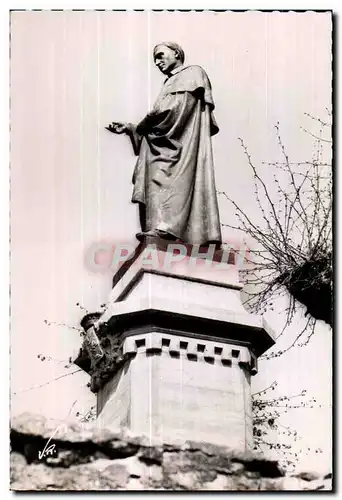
[128,64,222,245]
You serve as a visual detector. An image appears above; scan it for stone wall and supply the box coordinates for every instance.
[10,414,332,491]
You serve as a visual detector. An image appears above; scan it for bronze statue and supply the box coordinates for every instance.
[107,42,222,246]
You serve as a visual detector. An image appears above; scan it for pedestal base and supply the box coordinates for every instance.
[75,242,275,452]
[96,330,254,451]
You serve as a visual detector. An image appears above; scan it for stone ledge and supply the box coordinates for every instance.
[111,241,241,292]
[10,414,332,491]
[98,298,275,357]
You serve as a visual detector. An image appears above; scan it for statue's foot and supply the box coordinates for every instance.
[156,230,177,241]
[136,230,177,241]
[136,230,159,241]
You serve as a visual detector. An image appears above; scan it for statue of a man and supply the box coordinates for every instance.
[107,41,222,246]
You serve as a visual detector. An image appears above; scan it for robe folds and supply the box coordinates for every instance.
[129,65,222,245]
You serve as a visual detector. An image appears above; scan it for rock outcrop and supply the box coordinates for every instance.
[10,414,332,491]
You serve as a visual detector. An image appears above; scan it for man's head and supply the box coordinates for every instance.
[153,42,185,75]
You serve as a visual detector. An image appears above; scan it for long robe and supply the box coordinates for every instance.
[129,65,222,245]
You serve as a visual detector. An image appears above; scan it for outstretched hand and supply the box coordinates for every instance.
[105,122,129,134]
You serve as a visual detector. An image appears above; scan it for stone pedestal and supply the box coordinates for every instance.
[75,241,275,452]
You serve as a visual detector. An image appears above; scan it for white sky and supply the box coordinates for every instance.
[9,10,332,474]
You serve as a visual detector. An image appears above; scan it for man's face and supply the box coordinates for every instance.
[154,45,180,75]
